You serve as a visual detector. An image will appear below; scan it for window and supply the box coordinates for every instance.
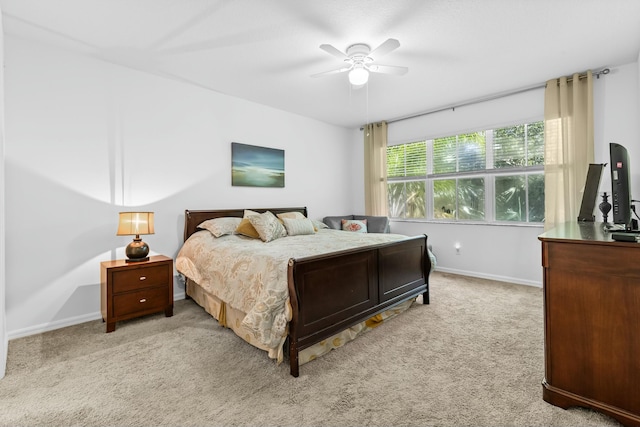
[387,141,426,219]
[387,121,544,224]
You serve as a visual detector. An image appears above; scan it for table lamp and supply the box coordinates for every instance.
[117,212,155,262]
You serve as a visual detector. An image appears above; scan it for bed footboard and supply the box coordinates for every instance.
[286,234,430,377]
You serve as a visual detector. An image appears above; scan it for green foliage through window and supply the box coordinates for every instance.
[387,121,544,223]
[387,141,426,178]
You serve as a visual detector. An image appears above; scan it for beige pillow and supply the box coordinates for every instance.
[236,218,260,238]
[235,209,262,238]
[282,218,315,236]
[248,211,287,242]
[198,217,242,237]
[276,211,306,220]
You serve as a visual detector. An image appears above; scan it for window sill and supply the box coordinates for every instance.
[389,218,545,229]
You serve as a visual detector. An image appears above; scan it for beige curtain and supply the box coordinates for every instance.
[364,121,389,216]
[543,71,594,230]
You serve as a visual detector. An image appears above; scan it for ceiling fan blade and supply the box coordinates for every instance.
[367,64,408,76]
[310,65,352,78]
[369,38,400,60]
[319,44,348,60]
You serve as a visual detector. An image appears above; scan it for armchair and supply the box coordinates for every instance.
[322,215,391,233]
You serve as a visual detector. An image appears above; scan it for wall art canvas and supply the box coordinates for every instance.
[231,142,285,187]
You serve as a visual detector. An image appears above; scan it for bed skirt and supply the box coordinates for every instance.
[186,279,415,367]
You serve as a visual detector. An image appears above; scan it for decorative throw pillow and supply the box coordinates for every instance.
[353,215,390,233]
[236,218,260,238]
[323,216,352,230]
[341,219,368,233]
[248,211,288,242]
[276,211,306,221]
[198,217,242,237]
[236,209,262,238]
[282,218,316,236]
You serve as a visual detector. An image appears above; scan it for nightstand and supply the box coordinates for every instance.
[100,255,174,333]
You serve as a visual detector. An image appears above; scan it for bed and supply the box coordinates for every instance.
[176,207,432,377]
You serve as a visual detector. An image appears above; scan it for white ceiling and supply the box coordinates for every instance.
[2,0,640,128]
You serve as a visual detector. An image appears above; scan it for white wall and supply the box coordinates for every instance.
[594,62,640,194]
[355,62,640,287]
[0,5,7,379]
[3,35,639,340]
[4,36,357,338]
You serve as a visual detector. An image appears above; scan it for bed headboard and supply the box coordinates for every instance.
[183,207,308,241]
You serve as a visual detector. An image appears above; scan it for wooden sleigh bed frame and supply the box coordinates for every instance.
[182,207,431,377]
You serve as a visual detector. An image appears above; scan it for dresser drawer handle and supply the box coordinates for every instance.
[139,276,147,281]
[139,298,147,303]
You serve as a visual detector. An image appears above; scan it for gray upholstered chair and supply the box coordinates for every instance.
[322,215,391,233]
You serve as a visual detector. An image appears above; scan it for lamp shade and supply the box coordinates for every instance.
[117,212,155,236]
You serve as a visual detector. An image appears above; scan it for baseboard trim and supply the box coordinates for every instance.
[8,312,103,340]
[434,267,542,288]
[8,292,187,340]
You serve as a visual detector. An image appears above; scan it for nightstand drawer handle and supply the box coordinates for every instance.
[139,276,147,281]
[139,298,147,303]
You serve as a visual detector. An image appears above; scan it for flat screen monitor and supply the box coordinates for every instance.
[609,142,633,230]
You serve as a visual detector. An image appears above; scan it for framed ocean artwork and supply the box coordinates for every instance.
[231,142,285,187]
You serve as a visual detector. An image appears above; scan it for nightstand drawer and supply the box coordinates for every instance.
[112,264,169,293]
[113,286,168,318]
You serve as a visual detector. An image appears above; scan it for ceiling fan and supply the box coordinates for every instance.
[311,38,408,87]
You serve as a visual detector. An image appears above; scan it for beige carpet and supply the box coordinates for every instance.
[0,272,622,427]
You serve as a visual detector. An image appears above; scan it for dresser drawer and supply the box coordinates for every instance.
[113,286,168,318]
[112,264,170,293]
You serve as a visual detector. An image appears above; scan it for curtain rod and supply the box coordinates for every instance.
[361,68,610,129]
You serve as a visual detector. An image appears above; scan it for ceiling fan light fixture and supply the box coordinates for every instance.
[348,66,369,86]
[314,38,405,87]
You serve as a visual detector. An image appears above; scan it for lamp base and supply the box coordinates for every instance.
[126,237,150,262]
[125,257,149,263]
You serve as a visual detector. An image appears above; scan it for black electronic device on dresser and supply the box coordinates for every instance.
[609,142,636,231]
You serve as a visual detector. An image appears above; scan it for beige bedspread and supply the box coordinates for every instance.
[176,229,412,361]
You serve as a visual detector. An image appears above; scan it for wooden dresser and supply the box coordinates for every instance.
[100,255,174,333]
[539,222,640,427]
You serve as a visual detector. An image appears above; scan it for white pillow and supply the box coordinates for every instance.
[248,211,287,242]
[198,217,242,237]
[282,218,316,236]
[341,219,368,233]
